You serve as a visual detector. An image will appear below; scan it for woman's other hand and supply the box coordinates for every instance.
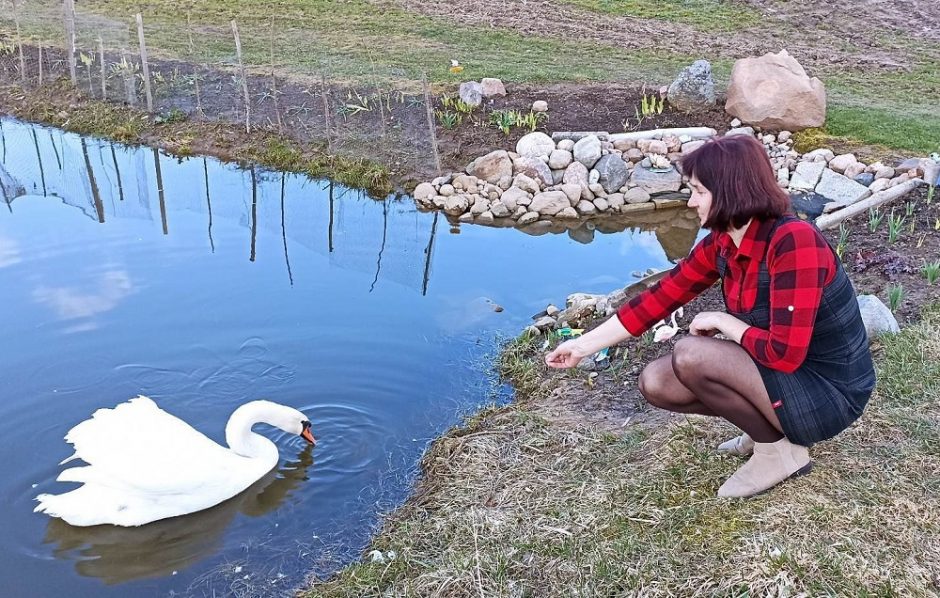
[545,339,591,369]
[689,311,724,337]
[689,311,750,343]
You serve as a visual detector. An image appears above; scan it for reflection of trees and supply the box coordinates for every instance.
[42,445,315,585]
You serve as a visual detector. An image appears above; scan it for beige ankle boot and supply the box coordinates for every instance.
[717,437,812,498]
[717,432,754,456]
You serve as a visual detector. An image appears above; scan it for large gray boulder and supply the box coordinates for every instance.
[516,132,555,159]
[467,150,512,184]
[459,81,483,107]
[667,60,716,111]
[512,157,553,188]
[725,50,826,130]
[594,154,630,194]
[857,295,899,337]
[630,165,683,195]
[573,135,602,169]
[529,191,571,216]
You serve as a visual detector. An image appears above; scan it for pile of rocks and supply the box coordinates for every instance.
[413,127,719,226]
[746,118,936,211]
[413,121,936,230]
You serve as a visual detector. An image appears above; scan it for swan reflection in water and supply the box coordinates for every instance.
[41,445,314,585]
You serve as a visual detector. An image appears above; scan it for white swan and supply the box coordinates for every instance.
[34,395,316,527]
[652,307,684,342]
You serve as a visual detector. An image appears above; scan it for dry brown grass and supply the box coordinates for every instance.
[308,306,940,597]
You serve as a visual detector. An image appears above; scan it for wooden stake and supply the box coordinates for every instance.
[186,13,203,118]
[320,72,332,153]
[269,17,282,130]
[63,0,78,86]
[37,43,43,86]
[368,51,386,139]
[421,72,441,175]
[135,14,153,111]
[12,0,25,83]
[231,20,251,133]
[98,36,106,98]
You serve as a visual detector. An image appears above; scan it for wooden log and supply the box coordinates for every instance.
[815,179,924,230]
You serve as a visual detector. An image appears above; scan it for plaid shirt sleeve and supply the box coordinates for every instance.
[617,233,720,336]
[740,222,836,373]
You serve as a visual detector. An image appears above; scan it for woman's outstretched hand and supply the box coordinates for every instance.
[545,339,591,369]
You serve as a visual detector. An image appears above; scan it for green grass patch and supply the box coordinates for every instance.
[558,0,761,31]
[824,104,940,155]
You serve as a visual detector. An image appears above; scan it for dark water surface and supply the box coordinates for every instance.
[0,118,698,596]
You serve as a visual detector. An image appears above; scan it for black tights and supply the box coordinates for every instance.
[638,336,784,443]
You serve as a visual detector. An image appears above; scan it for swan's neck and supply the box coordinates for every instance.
[225,404,280,464]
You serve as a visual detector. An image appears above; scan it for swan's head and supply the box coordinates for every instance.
[247,400,316,445]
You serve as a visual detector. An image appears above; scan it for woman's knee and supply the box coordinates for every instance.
[671,336,708,382]
[638,362,671,407]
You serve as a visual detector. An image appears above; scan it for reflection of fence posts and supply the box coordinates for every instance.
[98,37,106,98]
[203,158,215,252]
[63,0,78,86]
[280,173,293,285]
[31,129,46,196]
[249,166,258,262]
[422,211,438,296]
[231,20,251,133]
[81,138,105,223]
[12,0,25,83]
[136,14,154,111]
[48,131,62,170]
[421,72,441,174]
[109,143,124,201]
[327,180,334,252]
[153,147,167,234]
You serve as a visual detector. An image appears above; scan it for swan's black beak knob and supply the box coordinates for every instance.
[301,420,316,445]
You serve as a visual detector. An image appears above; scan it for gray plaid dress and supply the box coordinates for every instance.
[717,217,876,446]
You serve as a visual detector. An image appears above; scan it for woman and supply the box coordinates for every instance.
[545,135,875,498]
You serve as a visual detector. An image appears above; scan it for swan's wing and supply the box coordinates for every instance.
[59,396,251,496]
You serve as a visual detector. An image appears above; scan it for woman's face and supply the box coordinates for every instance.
[687,175,713,227]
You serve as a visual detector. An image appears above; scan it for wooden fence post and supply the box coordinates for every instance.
[12,0,25,83]
[98,36,106,98]
[320,72,332,153]
[63,0,78,86]
[135,14,153,111]
[422,72,441,174]
[231,20,251,133]
[268,17,282,130]
[37,43,43,86]
[186,13,203,118]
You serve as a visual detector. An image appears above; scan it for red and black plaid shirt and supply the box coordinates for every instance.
[618,218,836,373]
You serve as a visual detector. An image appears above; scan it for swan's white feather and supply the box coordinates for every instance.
[34,396,285,527]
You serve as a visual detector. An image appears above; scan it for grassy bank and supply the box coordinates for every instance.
[308,304,940,596]
[0,82,394,196]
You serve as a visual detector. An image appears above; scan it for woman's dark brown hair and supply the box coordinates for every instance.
[679,135,790,230]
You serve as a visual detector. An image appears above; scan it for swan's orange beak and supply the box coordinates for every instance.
[301,422,316,445]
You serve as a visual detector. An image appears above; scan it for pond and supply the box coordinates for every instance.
[0,117,699,596]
